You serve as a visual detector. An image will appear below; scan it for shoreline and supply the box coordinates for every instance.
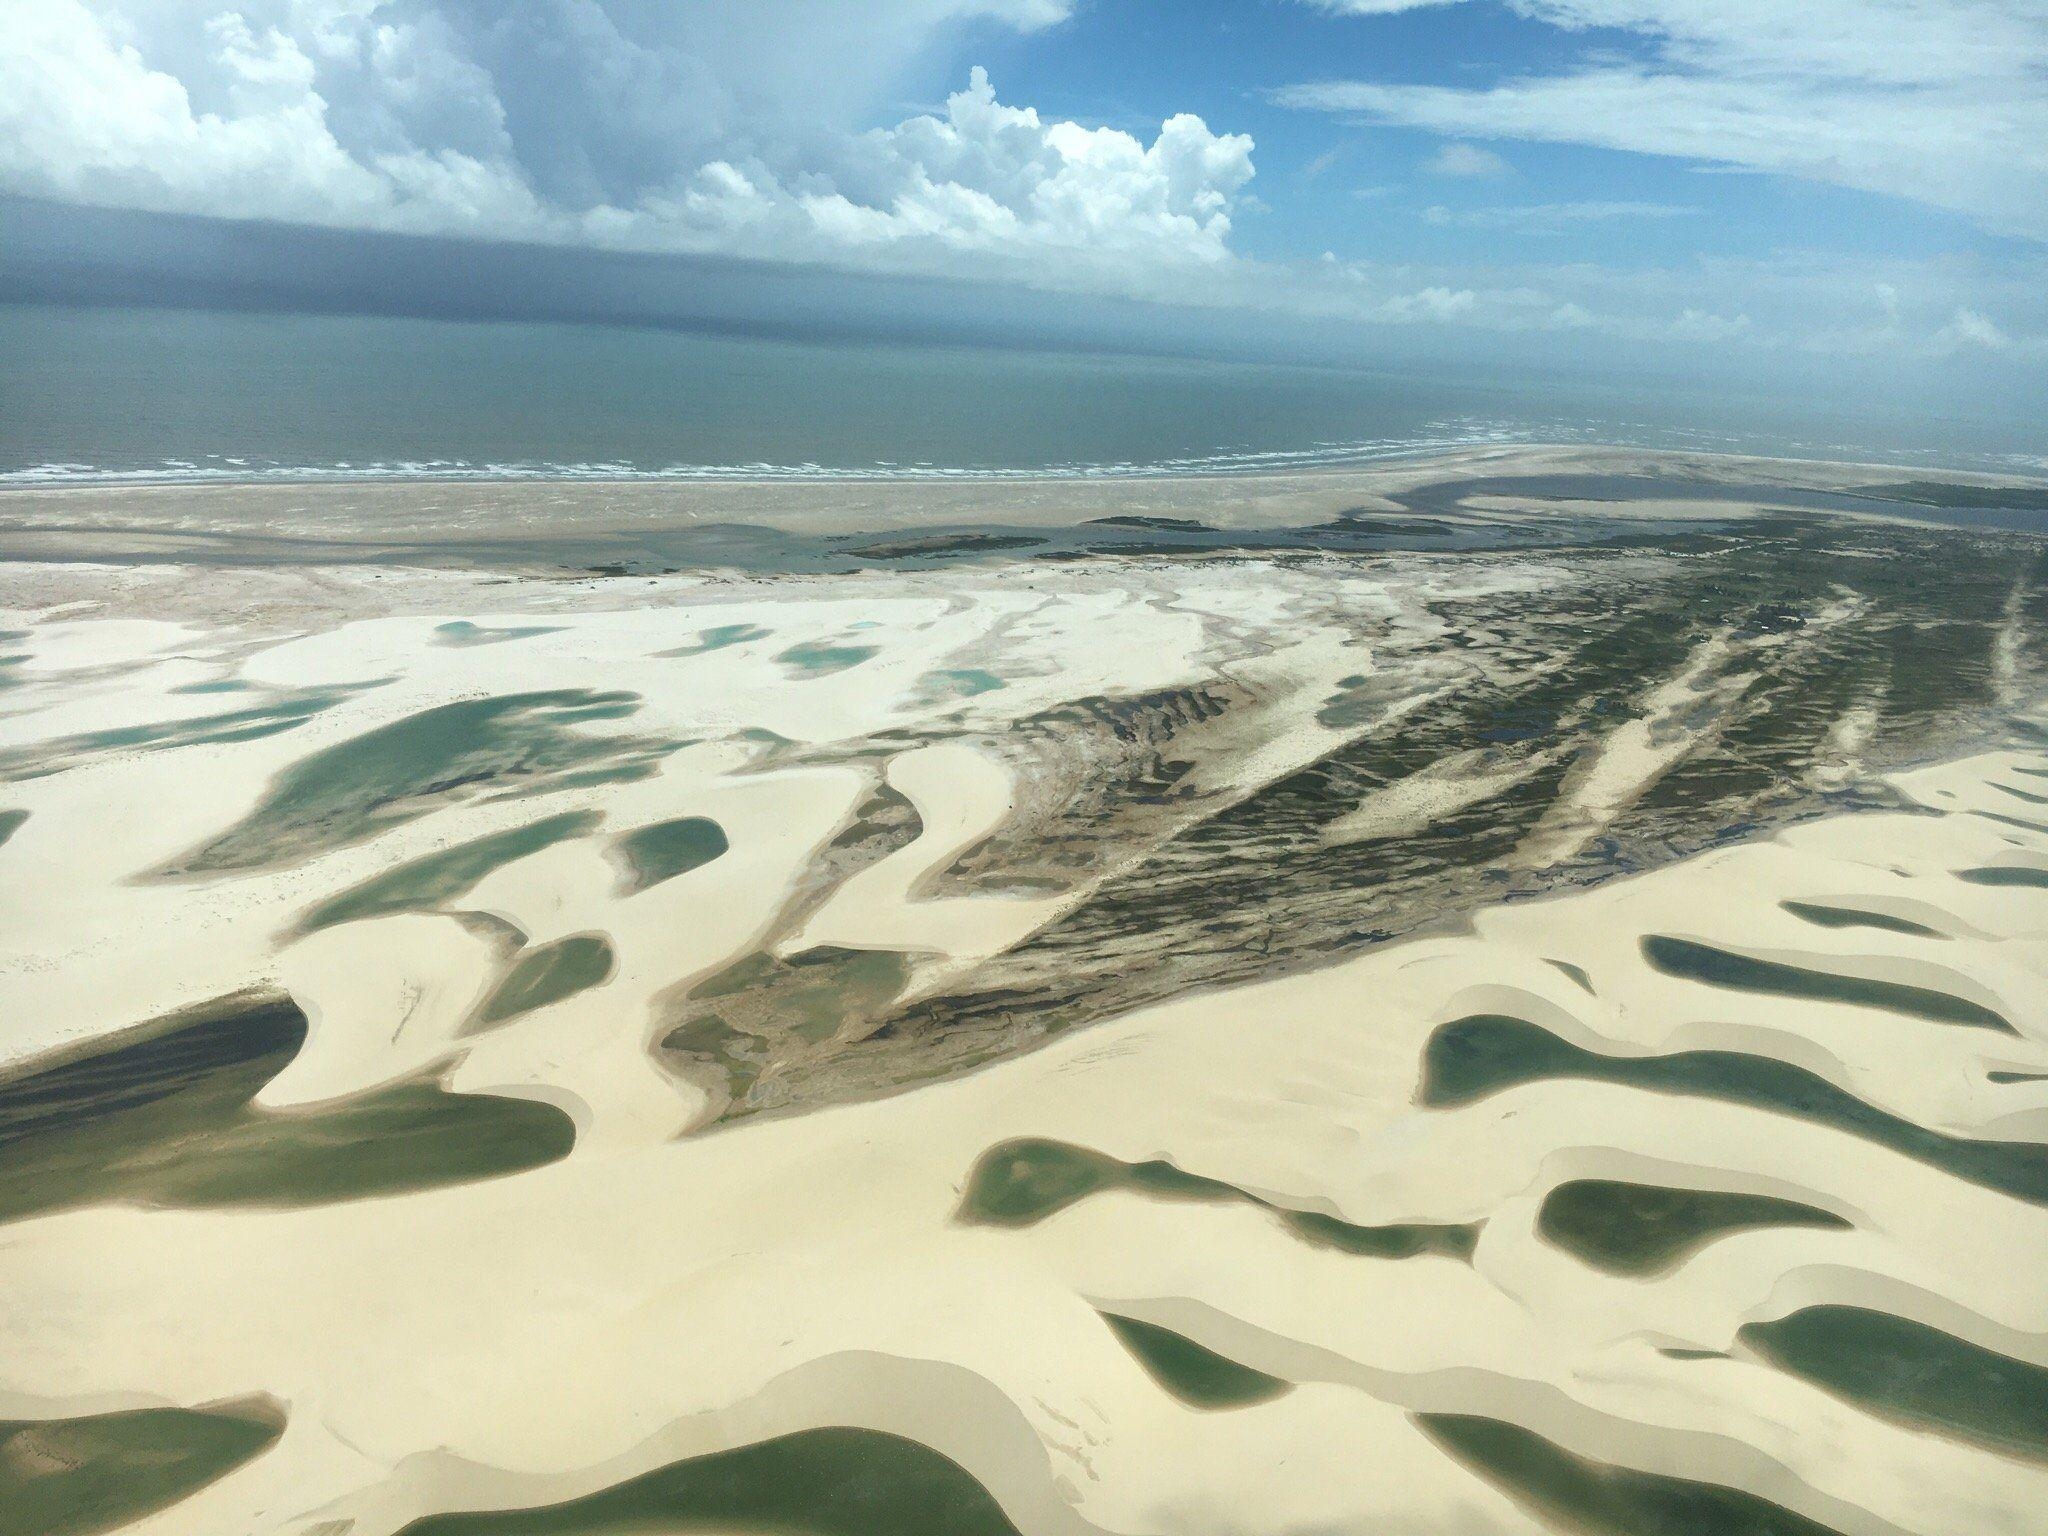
[1,445,2044,577]
[6,439,2048,497]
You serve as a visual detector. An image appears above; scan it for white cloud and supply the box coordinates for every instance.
[1422,199,1692,230]
[1666,307,1752,343]
[1295,144,1344,183]
[1277,0,2048,240]
[1422,141,1510,177]
[0,3,1254,285]
[0,0,2038,365]
[1305,1,1463,12]
[1937,306,2010,352]
[1371,284,1478,321]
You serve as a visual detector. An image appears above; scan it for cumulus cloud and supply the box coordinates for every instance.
[0,0,1253,285]
[0,0,2037,363]
[1277,0,2048,240]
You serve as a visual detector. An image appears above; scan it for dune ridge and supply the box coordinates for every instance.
[1,467,2046,1533]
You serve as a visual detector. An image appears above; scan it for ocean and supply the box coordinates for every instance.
[1,302,2039,485]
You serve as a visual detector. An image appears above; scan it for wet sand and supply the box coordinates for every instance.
[3,443,2046,575]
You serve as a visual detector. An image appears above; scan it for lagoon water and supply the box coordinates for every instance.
[2,302,2037,485]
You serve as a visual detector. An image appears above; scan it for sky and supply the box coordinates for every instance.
[2,0,2045,391]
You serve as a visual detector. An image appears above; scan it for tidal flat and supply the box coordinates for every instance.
[2,445,2048,1536]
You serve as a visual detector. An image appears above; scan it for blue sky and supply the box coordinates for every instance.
[991,0,2034,268]
[1,0,2043,380]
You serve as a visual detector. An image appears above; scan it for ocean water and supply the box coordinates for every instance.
[0,302,2038,485]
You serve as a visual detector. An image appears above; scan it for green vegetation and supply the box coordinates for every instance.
[874,514,2048,1077]
[661,945,914,1113]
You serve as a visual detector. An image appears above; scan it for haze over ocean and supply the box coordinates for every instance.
[3,303,2039,485]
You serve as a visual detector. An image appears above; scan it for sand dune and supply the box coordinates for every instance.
[3,463,2048,1535]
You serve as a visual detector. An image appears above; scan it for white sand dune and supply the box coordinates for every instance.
[1,534,2046,1536]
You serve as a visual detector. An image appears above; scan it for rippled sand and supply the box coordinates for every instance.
[2,455,2047,1536]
